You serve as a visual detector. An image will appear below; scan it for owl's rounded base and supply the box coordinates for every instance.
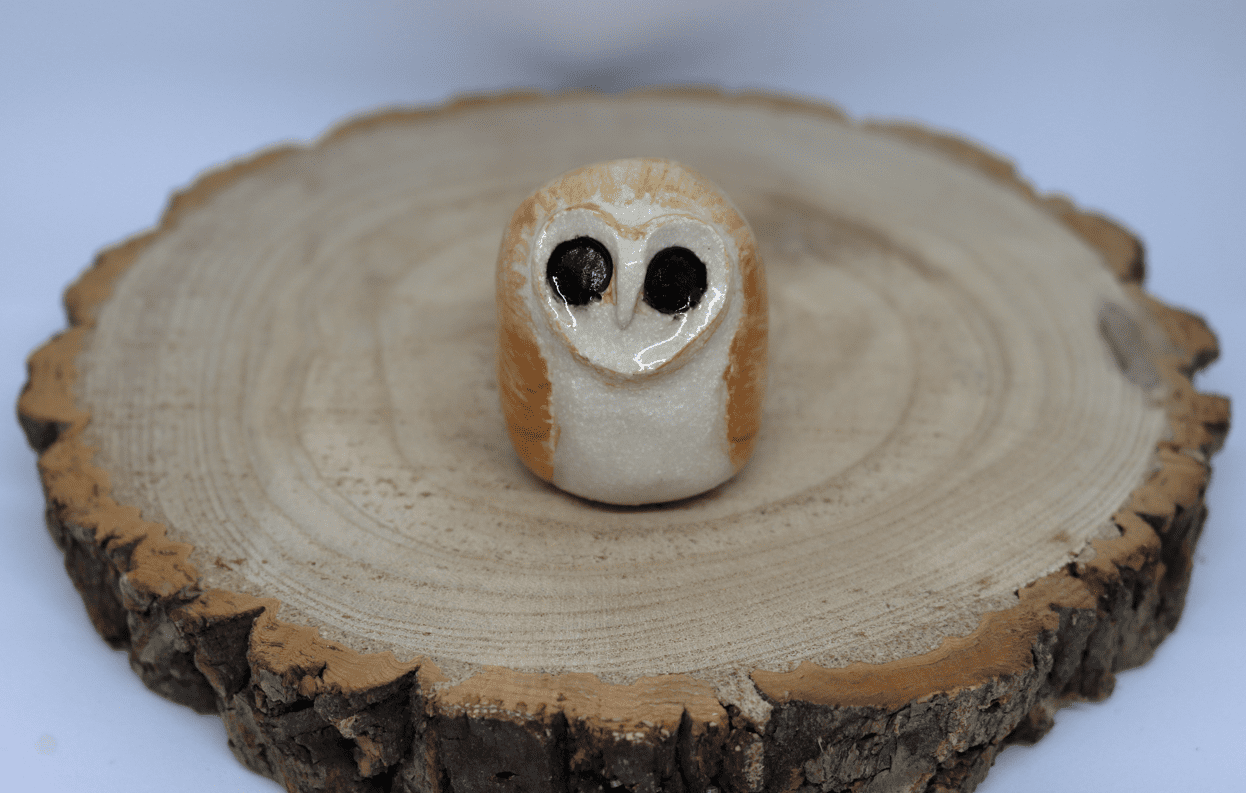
[18,90,1227,793]
[551,462,740,507]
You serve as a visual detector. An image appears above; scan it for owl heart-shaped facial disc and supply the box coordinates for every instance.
[496,158,768,505]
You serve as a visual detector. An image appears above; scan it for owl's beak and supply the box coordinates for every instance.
[614,262,645,329]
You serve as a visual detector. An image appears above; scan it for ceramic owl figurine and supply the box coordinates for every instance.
[496,158,767,505]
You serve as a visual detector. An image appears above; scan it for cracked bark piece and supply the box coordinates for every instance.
[18,90,1228,793]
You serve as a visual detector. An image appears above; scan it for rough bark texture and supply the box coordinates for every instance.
[17,90,1229,793]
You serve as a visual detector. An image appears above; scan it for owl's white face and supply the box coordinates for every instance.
[529,194,733,377]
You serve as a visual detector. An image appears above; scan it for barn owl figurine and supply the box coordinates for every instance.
[496,158,767,505]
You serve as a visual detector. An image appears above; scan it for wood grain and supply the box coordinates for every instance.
[18,90,1228,793]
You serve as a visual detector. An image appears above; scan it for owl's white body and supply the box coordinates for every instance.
[544,301,738,505]
[496,159,767,505]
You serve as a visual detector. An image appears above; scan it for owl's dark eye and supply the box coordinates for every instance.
[643,247,708,315]
[547,237,612,306]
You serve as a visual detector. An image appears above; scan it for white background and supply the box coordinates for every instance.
[2,2,1242,791]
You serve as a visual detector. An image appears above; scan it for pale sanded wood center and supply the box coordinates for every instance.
[75,96,1168,697]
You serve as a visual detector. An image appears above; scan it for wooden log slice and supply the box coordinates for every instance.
[18,90,1229,793]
